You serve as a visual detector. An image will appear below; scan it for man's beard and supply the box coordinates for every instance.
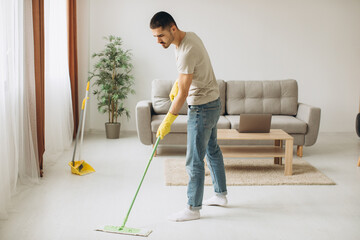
[161,32,174,49]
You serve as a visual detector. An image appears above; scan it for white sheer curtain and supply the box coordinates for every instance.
[43,0,74,162]
[22,0,40,182]
[0,0,39,219]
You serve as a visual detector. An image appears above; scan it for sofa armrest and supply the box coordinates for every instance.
[136,100,153,145]
[296,103,321,146]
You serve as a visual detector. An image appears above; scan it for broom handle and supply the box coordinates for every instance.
[78,81,90,161]
[120,137,161,229]
[71,105,84,166]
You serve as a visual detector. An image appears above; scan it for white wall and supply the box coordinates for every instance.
[78,0,360,133]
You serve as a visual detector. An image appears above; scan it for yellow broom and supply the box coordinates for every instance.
[68,81,95,175]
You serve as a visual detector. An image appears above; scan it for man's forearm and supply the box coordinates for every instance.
[169,92,187,115]
[169,73,192,115]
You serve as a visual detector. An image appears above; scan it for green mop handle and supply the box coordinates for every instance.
[120,137,161,229]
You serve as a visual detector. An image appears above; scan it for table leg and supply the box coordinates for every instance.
[279,140,283,165]
[274,140,283,165]
[274,140,279,164]
[284,139,293,176]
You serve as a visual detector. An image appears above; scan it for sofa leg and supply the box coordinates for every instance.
[297,145,303,157]
[357,156,360,167]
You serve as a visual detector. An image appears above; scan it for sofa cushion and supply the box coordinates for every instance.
[216,116,231,129]
[151,115,230,132]
[152,79,226,115]
[151,115,188,132]
[225,115,307,134]
[226,80,298,115]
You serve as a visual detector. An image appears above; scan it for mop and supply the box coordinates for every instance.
[68,81,95,175]
[96,137,161,237]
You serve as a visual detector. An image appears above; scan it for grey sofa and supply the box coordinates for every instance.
[136,79,321,157]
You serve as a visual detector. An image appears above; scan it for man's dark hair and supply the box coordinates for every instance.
[150,11,178,30]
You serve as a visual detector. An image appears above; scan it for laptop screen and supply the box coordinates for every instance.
[238,114,272,133]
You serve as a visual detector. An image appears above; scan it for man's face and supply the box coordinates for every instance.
[151,26,174,49]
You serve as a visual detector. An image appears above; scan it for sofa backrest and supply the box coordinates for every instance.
[226,80,298,115]
[152,79,226,115]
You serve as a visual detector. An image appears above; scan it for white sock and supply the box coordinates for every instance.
[168,208,200,222]
[203,195,228,206]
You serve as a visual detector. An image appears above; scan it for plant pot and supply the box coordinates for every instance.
[105,122,121,139]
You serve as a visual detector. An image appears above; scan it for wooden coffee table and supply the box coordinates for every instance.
[217,129,294,176]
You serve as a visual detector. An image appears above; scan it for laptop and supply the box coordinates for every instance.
[238,114,272,133]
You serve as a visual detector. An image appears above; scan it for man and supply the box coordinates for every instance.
[150,11,227,222]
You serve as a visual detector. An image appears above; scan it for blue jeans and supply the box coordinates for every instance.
[186,98,227,210]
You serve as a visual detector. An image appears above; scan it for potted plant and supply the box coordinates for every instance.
[90,35,135,139]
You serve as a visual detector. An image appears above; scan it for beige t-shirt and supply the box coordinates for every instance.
[175,32,219,105]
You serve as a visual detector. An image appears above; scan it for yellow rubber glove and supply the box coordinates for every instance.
[169,80,179,102]
[156,112,178,140]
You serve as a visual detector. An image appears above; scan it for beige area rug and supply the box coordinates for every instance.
[164,158,335,186]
